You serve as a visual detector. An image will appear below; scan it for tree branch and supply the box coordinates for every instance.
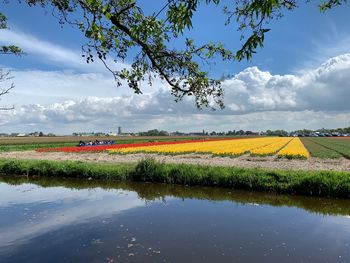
[110,14,189,94]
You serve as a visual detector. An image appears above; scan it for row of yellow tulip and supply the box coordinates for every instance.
[109,137,309,158]
[277,137,310,159]
[110,138,246,155]
[250,137,292,155]
[110,138,272,156]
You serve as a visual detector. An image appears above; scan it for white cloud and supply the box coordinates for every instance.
[0,29,129,73]
[222,53,350,113]
[1,53,350,133]
[1,102,349,133]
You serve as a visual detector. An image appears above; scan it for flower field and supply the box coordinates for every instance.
[34,137,315,159]
[36,138,234,153]
[249,137,292,156]
[277,138,310,159]
[109,137,309,158]
[32,136,350,160]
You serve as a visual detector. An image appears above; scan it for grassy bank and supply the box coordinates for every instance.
[0,158,350,198]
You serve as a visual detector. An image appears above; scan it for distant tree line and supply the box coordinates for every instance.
[2,127,349,138]
[265,130,289,136]
[0,131,52,137]
[139,127,350,137]
[139,129,169,136]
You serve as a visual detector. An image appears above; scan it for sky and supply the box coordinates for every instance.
[0,1,350,134]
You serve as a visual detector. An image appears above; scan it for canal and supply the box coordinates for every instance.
[1,175,349,262]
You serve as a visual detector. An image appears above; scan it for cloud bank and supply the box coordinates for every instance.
[1,49,350,133]
[222,53,350,113]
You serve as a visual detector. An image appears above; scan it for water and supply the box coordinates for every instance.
[1,176,350,263]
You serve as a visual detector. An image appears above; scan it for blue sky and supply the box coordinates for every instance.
[0,1,350,134]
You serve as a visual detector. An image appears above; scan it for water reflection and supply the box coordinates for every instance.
[1,175,350,263]
[0,182,146,253]
[2,175,350,217]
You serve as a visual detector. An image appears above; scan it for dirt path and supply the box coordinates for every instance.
[1,151,350,172]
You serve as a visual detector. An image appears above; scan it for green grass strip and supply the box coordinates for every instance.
[0,142,77,152]
[307,138,350,159]
[0,158,350,198]
[301,138,342,159]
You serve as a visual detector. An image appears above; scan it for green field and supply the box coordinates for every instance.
[301,138,350,159]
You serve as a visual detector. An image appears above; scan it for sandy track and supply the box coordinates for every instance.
[1,151,350,172]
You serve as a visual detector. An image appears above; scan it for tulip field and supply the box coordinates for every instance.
[29,136,350,160]
[36,138,233,153]
[108,137,310,159]
[277,137,310,159]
